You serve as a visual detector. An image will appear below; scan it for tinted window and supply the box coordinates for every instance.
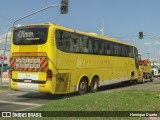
[56,29,136,58]
[119,45,125,56]
[93,40,99,54]
[128,47,134,57]
[56,30,81,53]
[81,36,89,53]
[114,44,119,56]
[13,27,48,45]
[105,41,114,55]
[70,34,80,53]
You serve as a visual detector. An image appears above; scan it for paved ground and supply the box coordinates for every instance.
[99,77,160,92]
[0,90,49,111]
[0,78,10,86]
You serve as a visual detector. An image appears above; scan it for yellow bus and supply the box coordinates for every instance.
[10,22,139,95]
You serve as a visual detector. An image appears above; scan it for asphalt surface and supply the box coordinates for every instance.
[0,77,160,111]
[99,77,160,92]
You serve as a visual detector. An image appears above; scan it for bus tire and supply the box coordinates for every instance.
[78,77,88,95]
[90,76,99,93]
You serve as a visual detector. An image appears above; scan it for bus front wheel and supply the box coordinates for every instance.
[78,77,88,95]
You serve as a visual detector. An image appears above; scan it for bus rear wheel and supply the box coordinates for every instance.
[90,77,99,93]
[78,77,88,95]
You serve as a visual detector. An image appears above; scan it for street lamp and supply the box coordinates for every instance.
[0,2,66,86]
[12,4,61,27]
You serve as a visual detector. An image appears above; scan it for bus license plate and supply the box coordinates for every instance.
[24,79,32,83]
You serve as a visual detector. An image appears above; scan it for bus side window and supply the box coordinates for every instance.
[93,40,99,54]
[105,41,110,55]
[88,38,93,53]
[128,47,133,57]
[70,34,80,53]
[81,36,89,53]
[98,40,104,55]
[56,30,64,50]
[79,36,83,52]
[134,47,138,58]
[125,46,129,57]
[119,44,122,56]
[123,46,128,57]
[55,30,71,52]
[110,43,114,56]
[63,31,71,52]
[122,45,126,57]
[114,44,119,56]
[119,45,125,57]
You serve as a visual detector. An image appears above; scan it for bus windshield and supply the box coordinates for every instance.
[13,27,48,45]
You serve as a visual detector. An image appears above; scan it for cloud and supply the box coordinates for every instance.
[0,32,11,45]
[0,32,11,64]
[144,42,152,46]
[144,41,160,46]
[0,32,11,53]
[153,41,160,45]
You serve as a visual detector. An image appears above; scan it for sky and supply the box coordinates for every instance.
[0,0,160,62]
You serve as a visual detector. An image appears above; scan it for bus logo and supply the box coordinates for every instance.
[18,31,34,39]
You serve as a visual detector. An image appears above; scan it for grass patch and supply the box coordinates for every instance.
[28,90,160,120]
[34,90,160,111]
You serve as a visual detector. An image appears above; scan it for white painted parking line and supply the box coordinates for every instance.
[0,100,43,107]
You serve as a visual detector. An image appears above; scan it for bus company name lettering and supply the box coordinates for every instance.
[18,31,34,38]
